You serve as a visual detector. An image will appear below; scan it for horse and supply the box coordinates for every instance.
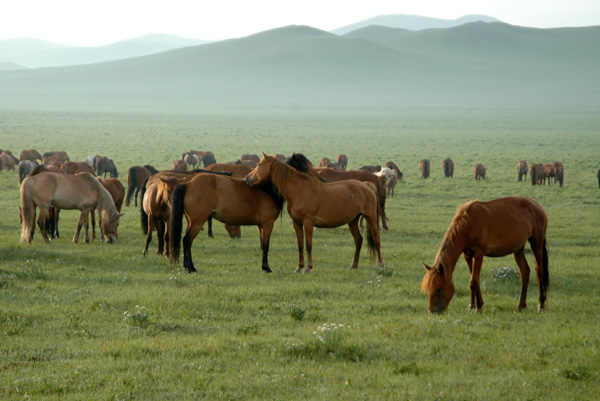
[169,172,284,273]
[246,154,384,273]
[18,160,38,185]
[43,151,69,163]
[517,160,528,182]
[96,157,118,178]
[376,167,398,198]
[419,159,430,179]
[20,172,123,244]
[530,163,545,186]
[443,158,454,178]
[171,159,187,171]
[61,161,95,175]
[474,163,486,180]
[183,153,200,170]
[27,164,64,239]
[311,166,389,231]
[0,152,18,171]
[547,161,564,187]
[421,196,549,314]
[241,154,260,164]
[19,149,42,162]
[359,165,382,173]
[337,154,348,171]
[126,165,158,207]
[319,157,332,168]
[100,178,125,213]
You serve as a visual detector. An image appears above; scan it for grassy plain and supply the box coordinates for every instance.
[1,107,599,400]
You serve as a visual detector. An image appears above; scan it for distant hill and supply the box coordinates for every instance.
[0,61,26,70]
[0,23,598,112]
[0,34,209,68]
[332,14,500,35]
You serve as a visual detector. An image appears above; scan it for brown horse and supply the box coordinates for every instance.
[544,162,564,187]
[530,163,545,186]
[171,159,187,171]
[313,166,389,231]
[337,154,348,171]
[359,165,382,173]
[43,151,69,163]
[517,160,528,182]
[126,165,159,207]
[169,173,284,273]
[419,159,430,179]
[474,163,486,180]
[27,164,64,238]
[245,154,383,273]
[100,178,125,212]
[20,172,123,244]
[61,161,95,175]
[18,160,38,185]
[442,158,454,178]
[96,157,118,178]
[421,196,549,313]
[19,149,42,162]
[0,152,18,171]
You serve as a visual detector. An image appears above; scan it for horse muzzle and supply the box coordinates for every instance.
[244,176,254,187]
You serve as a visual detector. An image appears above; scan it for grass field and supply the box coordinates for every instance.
[1,107,599,400]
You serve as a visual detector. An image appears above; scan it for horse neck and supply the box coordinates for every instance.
[93,177,117,218]
[434,214,469,275]
[269,159,317,201]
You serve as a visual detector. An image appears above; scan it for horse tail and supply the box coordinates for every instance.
[140,178,149,235]
[169,183,187,266]
[541,238,549,291]
[126,167,137,206]
[365,212,379,259]
[20,178,36,242]
[530,166,537,186]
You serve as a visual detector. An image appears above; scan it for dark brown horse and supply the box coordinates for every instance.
[337,154,348,171]
[43,151,69,163]
[245,154,383,273]
[96,157,118,178]
[474,163,486,180]
[517,160,528,182]
[442,158,454,178]
[530,163,545,186]
[544,162,564,187]
[597,169,600,188]
[20,172,122,244]
[421,196,549,313]
[18,160,38,185]
[169,173,284,273]
[312,166,389,231]
[419,159,430,179]
[126,165,158,207]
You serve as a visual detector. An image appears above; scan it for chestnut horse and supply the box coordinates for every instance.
[20,172,123,244]
[421,196,549,313]
[245,154,383,273]
[19,149,42,162]
[419,159,430,179]
[337,154,348,171]
[169,173,284,273]
[61,161,95,175]
[517,160,528,182]
[474,163,486,180]
[544,162,564,187]
[442,158,454,178]
[530,163,545,186]
[126,165,158,207]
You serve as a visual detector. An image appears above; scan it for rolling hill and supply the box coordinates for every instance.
[0,22,597,112]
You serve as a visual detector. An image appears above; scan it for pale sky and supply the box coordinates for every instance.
[1,0,599,46]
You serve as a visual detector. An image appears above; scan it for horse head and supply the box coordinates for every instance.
[421,263,455,314]
[244,153,274,187]
[101,212,123,244]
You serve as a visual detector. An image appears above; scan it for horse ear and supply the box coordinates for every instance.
[422,262,433,271]
[117,213,124,218]
[438,264,444,274]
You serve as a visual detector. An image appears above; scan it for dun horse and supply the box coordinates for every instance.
[420,159,430,179]
[169,173,284,273]
[245,154,384,272]
[517,160,528,182]
[20,172,123,244]
[421,196,549,313]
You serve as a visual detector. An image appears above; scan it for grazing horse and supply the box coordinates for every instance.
[96,157,118,178]
[245,154,384,273]
[474,163,486,180]
[337,154,348,171]
[169,173,284,273]
[442,158,454,178]
[43,151,69,163]
[241,154,260,164]
[421,196,549,313]
[171,159,187,171]
[100,178,125,212]
[18,160,38,185]
[20,172,123,244]
[126,165,158,207]
[319,157,332,168]
[419,159,430,179]
[359,165,382,173]
[546,161,564,187]
[61,161,95,175]
[517,160,528,182]
[0,152,18,171]
[19,149,42,162]
[530,163,545,186]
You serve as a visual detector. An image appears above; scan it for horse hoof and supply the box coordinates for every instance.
[262,266,273,273]
[184,266,197,273]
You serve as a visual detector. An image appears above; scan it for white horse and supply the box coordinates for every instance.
[376,167,398,197]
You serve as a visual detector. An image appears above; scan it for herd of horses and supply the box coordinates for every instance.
[6,147,571,313]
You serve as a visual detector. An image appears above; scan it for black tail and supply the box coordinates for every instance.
[169,184,187,266]
[126,167,137,206]
[140,178,149,234]
[542,239,549,291]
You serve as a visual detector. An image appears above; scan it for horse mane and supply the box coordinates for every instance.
[144,165,159,175]
[435,201,474,268]
[89,174,118,218]
[286,153,323,181]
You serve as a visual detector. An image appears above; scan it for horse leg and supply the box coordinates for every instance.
[161,220,169,256]
[134,187,140,207]
[207,216,214,238]
[83,211,91,244]
[513,247,531,312]
[292,221,305,273]
[463,254,476,310]
[304,222,315,272]
[36,206,51,244]
[91,208,96,241]
[182,223,203,273]
[348,218,363,269]
[530,238,548,311]
[73,211,85,244]
[259,222,274,273]
[143,217,154,256]
[468,254,485,311]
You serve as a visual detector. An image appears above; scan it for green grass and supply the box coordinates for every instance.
[1,107,599,400]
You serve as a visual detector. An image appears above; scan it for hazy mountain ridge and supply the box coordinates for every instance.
[0,34,209,68]
[0,22,597,111]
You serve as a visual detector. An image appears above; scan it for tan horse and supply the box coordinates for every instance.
[20,172,123,244]
[474,163,486,180]
[245,154,384,273]
[421,196,549,313]
[169,173,284,273]
[516,160,528,182]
